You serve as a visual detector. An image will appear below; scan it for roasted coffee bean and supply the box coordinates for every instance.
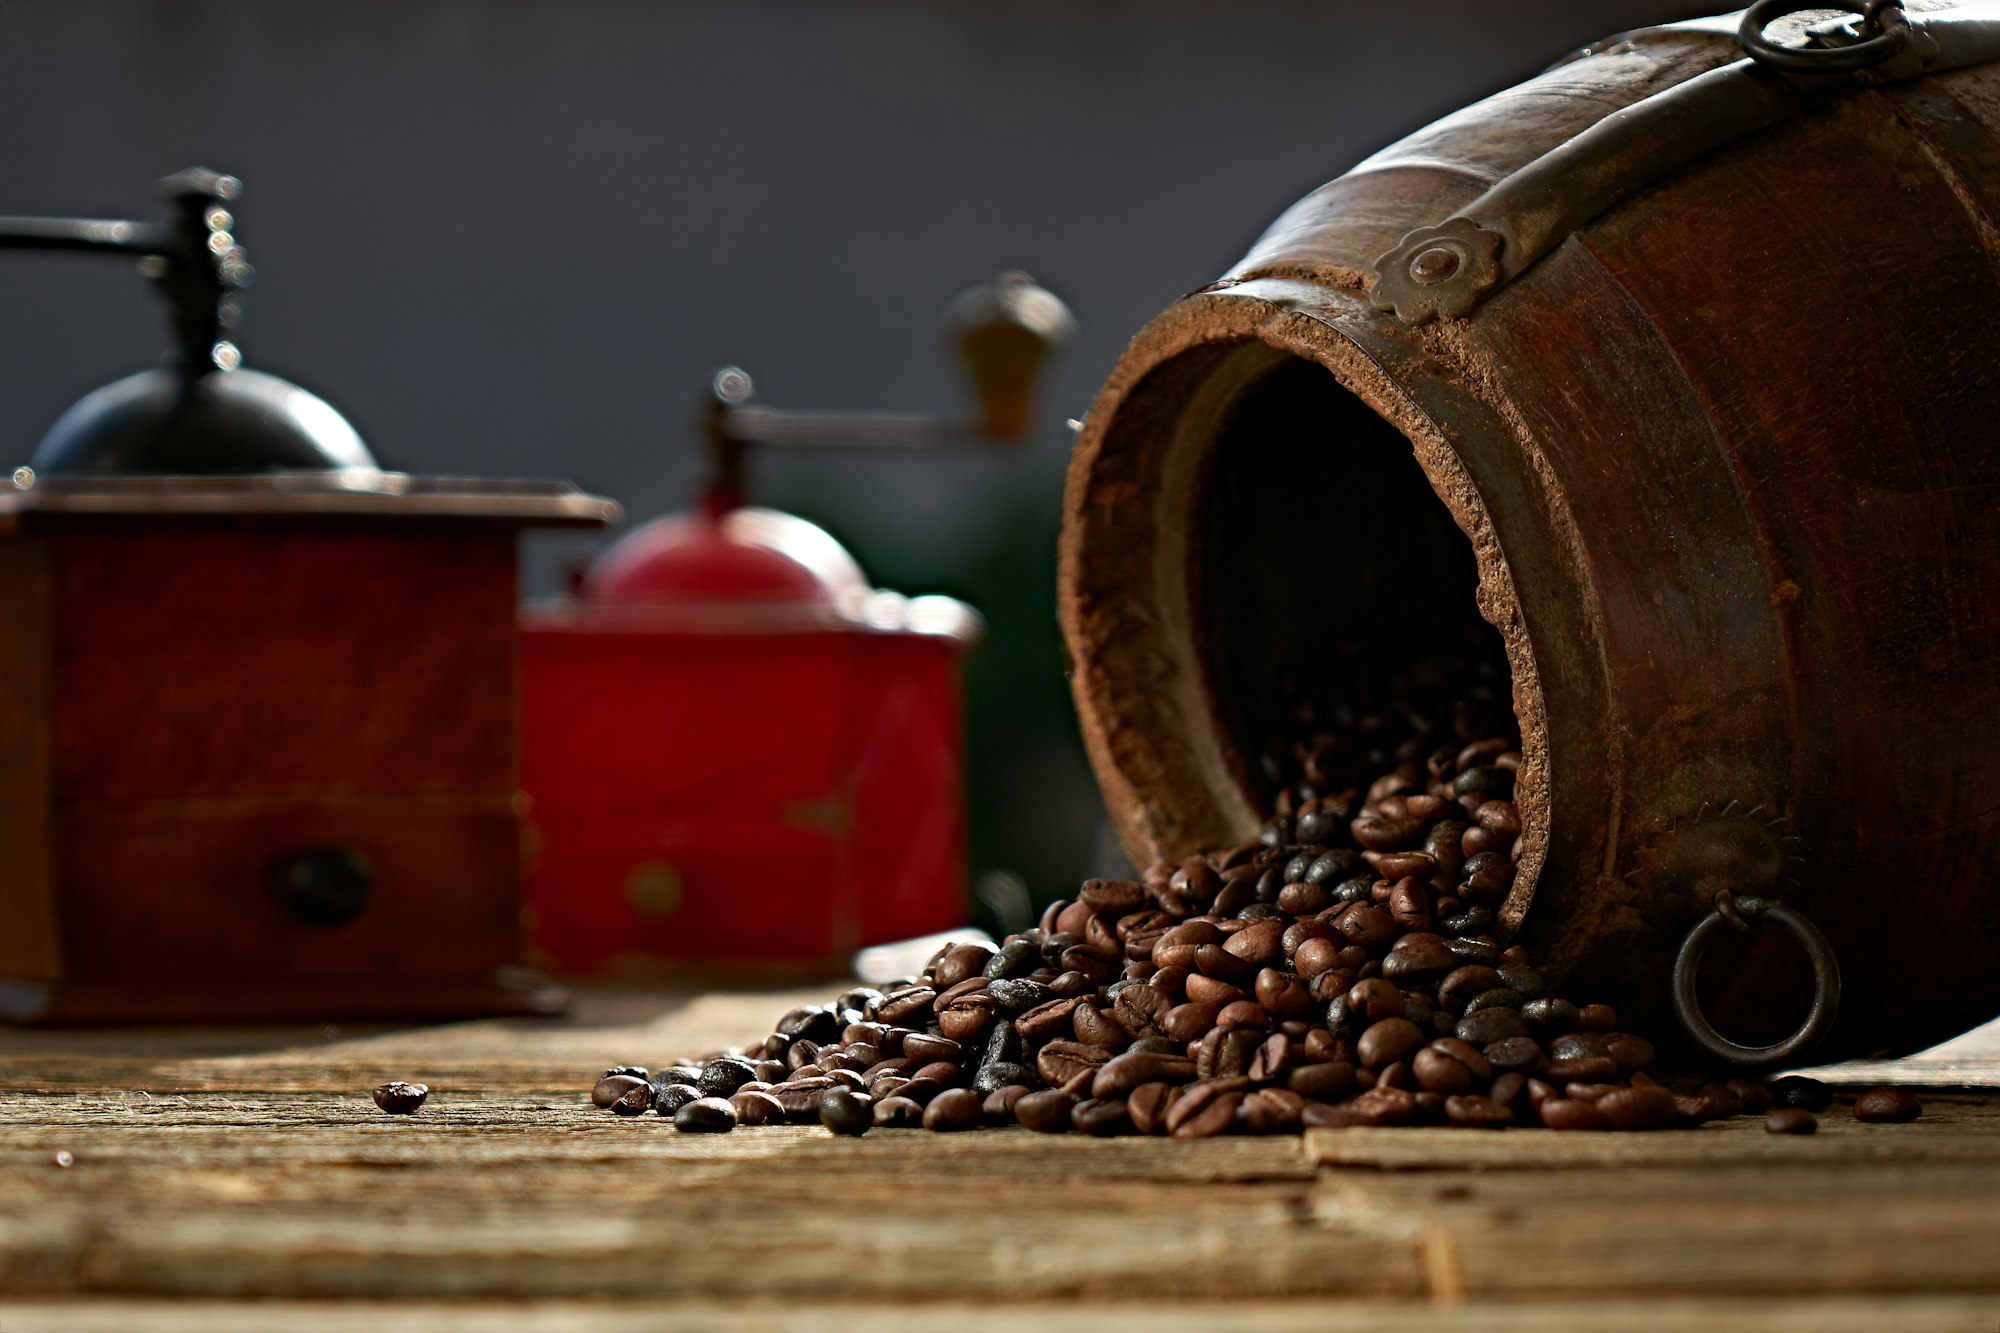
[1072,1097,1132,1136]
[1382,936,1456,983]
[1482,1036,1544,1075]
[1161,1001,1222,1043]
[1854,1087,1922,1123]
[1357,1017,1426,1070]
[1769,1076,1833,1111]
[653,1065,703,1089]
[372,1081,429,1115]
[1549,1034,1610,1062]
[1463,987,1524,1014]
[1453,765,1514,799]
[1343,1085,1417,1126]
[1437,965,1505,1015]
[1036,1041,1114,1087]
[698,1057,758,1098]
[974,1062,1033,1095]
[1080,878,1147,914]
[874,987,937,1026]
[1539,1097,1610,1131]
[730,1090,786,1125]
[1386,877,1432,932]
[1603,1034,1656,1074]
[653,1079,707,1117]
[674,1097,738,1133]
[980,939,1036,980]
[902,1032,962,1064]
[819,1089,874,1136]
[593,1074,646,1110]
[1167,1081,1248,1139]
[1347,978,1407,1024]
[1576,1003,1617,1032]
[1520,996,1580,1035]
[1597,1085,1677,1130]
[777,1006,841,1043]
[1487,1072,1527,1108]
[1766,1107,1818,1134]
[1456,1007,1529,1045]
[1286,1061,1356,1100]
[987,978,1051,1014]
[1445,1094,1512,1128]
[1243,1087,1306,1133]
[937,992,998,1041]
[922,1087,984,1131]
[1216,1000,1270,1030]
[984,1085,1031,1124]
[1127,1081,1183,1135]
[1093,1050,1196,1099]
[873,1095,925,1129]
[1544,1056,1620,1084]
[1014,1089,1077,1133]
[1725,1077,1771,1114]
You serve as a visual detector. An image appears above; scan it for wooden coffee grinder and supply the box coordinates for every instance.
[0,168,617,1023]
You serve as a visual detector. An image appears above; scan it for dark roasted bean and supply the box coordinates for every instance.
[974,1062,1032,1095]
[1853,1087,1923,1123]
[873,1095,925,1128]
[1482,1036,1543,1074]
[730,1090,786,1125]
[698,1057,757,1098]
[1357,1017,1426,1070]
[593,1074,646,1110]
[674,1097,738,1133]
[1769,1076,1833,1111]
[1456,1007,1528,1045]
[652,1083,703,1117]
[372,1081,429,1115]
[1597,1086,1677,1130]
[1072,1097,1132,1136]
[819,1089,874,1136]
[1765,1107,1818,1134]
[922,1087,984,1131]
[1014,1090,1077,1133]
[1539,1098,1610,1131]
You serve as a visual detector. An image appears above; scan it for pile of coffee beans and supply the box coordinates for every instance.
[588,712,1930,1139]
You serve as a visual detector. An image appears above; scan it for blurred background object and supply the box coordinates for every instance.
[0,0,1715,929]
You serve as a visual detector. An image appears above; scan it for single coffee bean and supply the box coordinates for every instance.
[1596,1085,1677,1131]
[1357,1017,1426,1070]
[1853,1087,1922,1123]
[872,1095,925,1128]
[1543,1056,1621,1084]
[1604,1034,1657,1075]
[1014,1089,1078,1133]
[1463,987,1524,1014]
[730,1090,786,1125]
[1576,1002,1617,1032]
[984,1085,1031,1124]
[1343,1086,1418,1126]
[372,1081,429,1115]
[1287,1061,1357,1101]
[1725,1077,1772,1114]
[988,978,1052,1013]
[1549,1034,1610,1062]
[1539,1097,1611,1131]
[1072,1097,1132,1136]
[985,1021,1024,1068]
[902,1032,963,1064]
[1437,965,1504,1015]
[1520,997,1580,1036]
[653,1065,703,1089]
[698,1057,758,1098]
[592,1074,646,1110]
[1168,1084,1247,1139]
[984,939,1041,980]
[652,1083,703,1117]
[1765,1107,1818,1134]
[1243,1087,1306,1133]
[674,1097,738,1133]
[922,1087,984,1131]
[819,1088,875,1136]
[1444,1094,1513,1128]
[1769,1075,1833,1111]
[974,1061,1033,1096]
[1347,978,1406,1024]
[1381,936,1456,982]
[1456,1007,1528,1045]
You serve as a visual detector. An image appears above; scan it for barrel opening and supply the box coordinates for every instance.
[1191,354,1515,813]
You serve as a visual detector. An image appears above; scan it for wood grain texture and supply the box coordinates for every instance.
[0,986,1995,1319]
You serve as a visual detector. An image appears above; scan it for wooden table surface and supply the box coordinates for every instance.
[2,986,1997,1331]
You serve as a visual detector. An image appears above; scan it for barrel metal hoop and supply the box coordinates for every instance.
[1671,894,1842,1068]
[1365,2,2000,325]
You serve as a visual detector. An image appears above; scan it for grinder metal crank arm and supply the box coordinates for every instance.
[0,166,252,377]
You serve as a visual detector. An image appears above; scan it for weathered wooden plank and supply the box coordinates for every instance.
[5,1295,2000,1333]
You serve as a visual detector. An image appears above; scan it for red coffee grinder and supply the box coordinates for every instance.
[521,273,1073,980]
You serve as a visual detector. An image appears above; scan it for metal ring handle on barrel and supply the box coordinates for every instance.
[1738,0,1911,73]
[1671,888,1843,1067]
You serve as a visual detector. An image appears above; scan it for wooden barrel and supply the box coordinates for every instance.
[1058,4,2000,1061]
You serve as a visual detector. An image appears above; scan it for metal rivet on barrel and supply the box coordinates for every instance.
[1409,247,1461,283]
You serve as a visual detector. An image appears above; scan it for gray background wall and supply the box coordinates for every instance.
[0,0,1711,908]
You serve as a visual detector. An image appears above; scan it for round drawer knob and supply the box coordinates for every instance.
[267,846,373,925]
